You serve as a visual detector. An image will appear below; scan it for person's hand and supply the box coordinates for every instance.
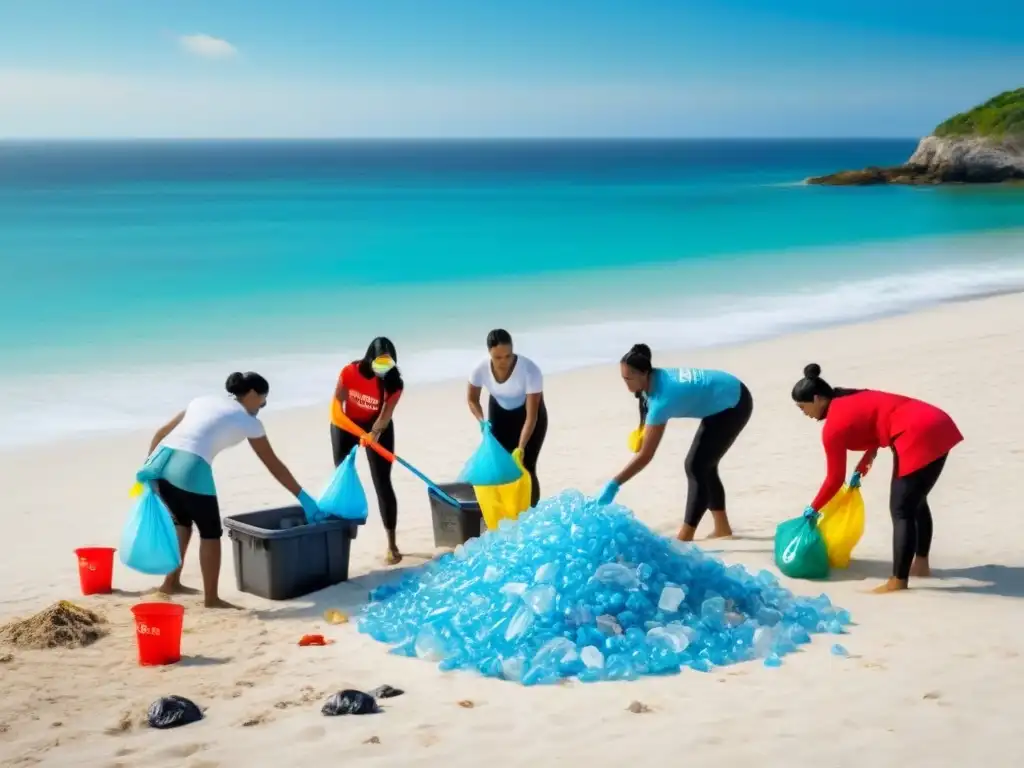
[802,505,819,521]
[298,489,321,523]
[479,419,491,433]
[367,422,385,443]
[512,447,525,464]
[597,480,621,505]
[849,471,862,489]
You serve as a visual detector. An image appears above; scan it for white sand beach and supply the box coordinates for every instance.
[2,293,1023,768]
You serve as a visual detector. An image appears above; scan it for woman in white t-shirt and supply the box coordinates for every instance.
[141,371,319,609]
[466,329,547,505]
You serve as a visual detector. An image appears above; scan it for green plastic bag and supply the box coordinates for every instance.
[774,510,830,580]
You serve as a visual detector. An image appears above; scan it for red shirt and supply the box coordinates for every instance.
[330,362,403,427]
[810,389,963,511]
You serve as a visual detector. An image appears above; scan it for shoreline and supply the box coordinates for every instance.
[1,291,1023,765]
[4,280,1024,461]
[4,230,1024,453]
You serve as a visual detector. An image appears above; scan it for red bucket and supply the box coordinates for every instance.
[131,603,185,666]
[75,547,115,595]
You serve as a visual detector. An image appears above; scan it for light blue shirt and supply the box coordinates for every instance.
[643,367,742,426]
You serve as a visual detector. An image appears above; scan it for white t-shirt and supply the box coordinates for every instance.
[468,355,543,411]
[161,395,266,464]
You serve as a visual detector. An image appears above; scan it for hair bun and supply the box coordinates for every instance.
[225,371,244,394]
[803,363,822,379]
[630,343,652,359]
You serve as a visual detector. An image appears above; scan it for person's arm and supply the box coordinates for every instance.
[467,383,486,422]
[516,362,543,453]
[148,411,185,453]
[518,393,541,454]
[334,371,348,414]
[248,436,303,497]
[371,389,402,439]
[613,423,666,486]
[467,361,487,423]
[855,448,877,477]
[809,430,847,511]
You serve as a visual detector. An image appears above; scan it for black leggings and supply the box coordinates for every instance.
[330,421,398,531]
[683,383,753,528]
[488,395,548,507]
[890,451,946,580]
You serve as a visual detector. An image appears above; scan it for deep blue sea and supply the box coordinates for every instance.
[2,139,1024,447]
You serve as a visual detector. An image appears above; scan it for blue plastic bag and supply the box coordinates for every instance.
[457,422,523,487]
[120,482,182,576]
[317,446,369,522]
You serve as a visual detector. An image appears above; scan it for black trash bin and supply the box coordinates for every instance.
[224,506,364,600]
[428,483,484,548]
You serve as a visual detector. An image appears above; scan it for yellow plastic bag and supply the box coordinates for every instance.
[474,449,532,530]
[627,427,644,454]
[817,478,865,568]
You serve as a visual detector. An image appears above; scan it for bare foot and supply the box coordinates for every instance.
[157,582,201,596]
[910,558,932,578]
[384,549,403,566]
[870,578,909,594]
[204,597,243,610]
[707,511,732,539]
[676,523,696,542]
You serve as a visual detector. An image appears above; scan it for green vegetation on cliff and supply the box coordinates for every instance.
[933,88,1024,138]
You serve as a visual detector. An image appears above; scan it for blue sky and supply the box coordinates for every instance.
[0,0,1021,138]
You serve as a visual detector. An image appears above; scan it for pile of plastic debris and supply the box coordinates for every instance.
[359,491,850,684]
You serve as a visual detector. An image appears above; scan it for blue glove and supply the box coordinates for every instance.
[298,489,321,523]
[849,471,862,489]
[597,480,621,505]
[802,505,819,520]
[479,419,491,433]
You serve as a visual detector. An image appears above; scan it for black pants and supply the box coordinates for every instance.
[890,451,946,580]
[488,395,548,507]
[330,421,398,531]
[683,383,753,528]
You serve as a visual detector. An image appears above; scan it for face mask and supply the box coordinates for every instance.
[371,355,395,377]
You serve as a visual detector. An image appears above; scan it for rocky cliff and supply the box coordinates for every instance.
[807,88,1024,186]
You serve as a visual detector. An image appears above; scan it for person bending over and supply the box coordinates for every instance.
[146,371,320,608]
[792,363,963,593]
[598,344,753,541]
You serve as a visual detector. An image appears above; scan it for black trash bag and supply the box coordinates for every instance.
[147,695,203,729]
[369,684,404,700]
[321,689,379,716]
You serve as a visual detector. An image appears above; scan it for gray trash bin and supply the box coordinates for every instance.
[224,506,364,600]
[427,483,484,548]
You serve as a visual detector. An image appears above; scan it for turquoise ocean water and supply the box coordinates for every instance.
[2,140,1024,448]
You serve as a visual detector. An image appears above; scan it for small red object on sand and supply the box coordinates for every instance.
[298,634,332,647]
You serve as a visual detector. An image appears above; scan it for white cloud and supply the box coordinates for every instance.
[179,34,238,60]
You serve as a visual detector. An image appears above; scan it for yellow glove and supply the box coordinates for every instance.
[627,427,644,454]
[512,447,525,465]
[129,481,144,498]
